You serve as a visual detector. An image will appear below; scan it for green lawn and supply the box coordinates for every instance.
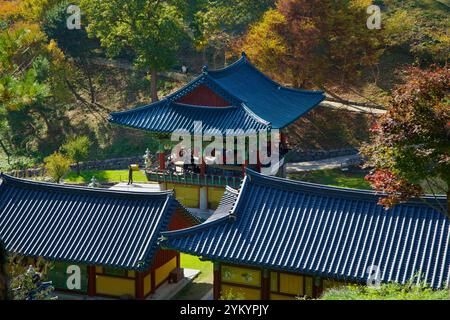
[173,254,213,300]
[288,169,371,190]
[64,169,148,184]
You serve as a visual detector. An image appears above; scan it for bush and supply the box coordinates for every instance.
[220,288,245,300]
[44,152,71,183]
[321,282,448,300]
[61,136,92,176]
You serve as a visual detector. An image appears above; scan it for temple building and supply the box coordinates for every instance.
[161,170,449,300]
[109,53,325,211]
[0,174,198,299]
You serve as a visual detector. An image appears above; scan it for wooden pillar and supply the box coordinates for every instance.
[280,131,287,148]
[200,158,206,177]
[159,151,165,170]
[256,153,262,173]
[242,159,248,176]
[135,271,144,300]
[313,276,321,298]
[176,252,181,269]
[213,262,221,300]
[261,269,270,300]
[87,266,96,297]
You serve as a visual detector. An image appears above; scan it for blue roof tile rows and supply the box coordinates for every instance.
[162,170,449,288]
[109,54,325,132]
[109,101,269,134]
[0,174,196,270]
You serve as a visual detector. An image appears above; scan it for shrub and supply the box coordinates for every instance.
[44,152,71,183]
[321,282,448,300]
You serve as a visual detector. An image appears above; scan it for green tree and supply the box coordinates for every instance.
[8,255,55,300]
[193,0,274,66]
[44,151,71,183]
[0,5,74,161]
[360,65,450,216]
[61,136,92,176]
[81,0,188,102]
[382,0,450,64]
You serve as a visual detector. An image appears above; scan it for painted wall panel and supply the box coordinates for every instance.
[208,187,226,209]
[221,284,261,300]
[176,85,230,107]
[167,184,199,208]
[279,273,303,296]
[155,257,177,287]
[221,265,261,287]
[95,275,135,297]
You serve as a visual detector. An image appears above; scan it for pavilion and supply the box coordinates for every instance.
[161,169,449,299]
[0,174,198,299]
[109,53,325,210]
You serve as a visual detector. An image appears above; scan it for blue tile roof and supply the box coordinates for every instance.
[109,53,325,131]
[207,54,325,128]
[109,101,269,134]
[0,174,196,270]
[162,170,450,288]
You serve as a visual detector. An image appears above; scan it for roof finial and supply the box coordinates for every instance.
[202,64,208,74]
[241,51,247,59]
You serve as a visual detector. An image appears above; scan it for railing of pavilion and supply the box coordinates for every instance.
[145,169,243,189]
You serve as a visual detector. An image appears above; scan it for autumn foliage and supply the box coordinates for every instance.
[361,66,450,214]
[239,0,384,88]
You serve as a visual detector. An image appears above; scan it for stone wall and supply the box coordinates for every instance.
[72,156,147,171]
[285,147,359,163]
[6,156,151,179]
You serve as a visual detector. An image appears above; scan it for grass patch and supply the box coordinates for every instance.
[64,169,148,184]
[289,169,371,190]
[321,283,448,300]
[173,254,213,300]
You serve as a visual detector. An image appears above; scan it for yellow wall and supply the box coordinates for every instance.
[221,284,261,300]
[155,257,177,287]
[270,293,296,300]
[221,265,261,287]
[167,183,199,207]
[143,273,152,296]
[208,187,225,209]
[279,273,303,295]
[96,275,135,298]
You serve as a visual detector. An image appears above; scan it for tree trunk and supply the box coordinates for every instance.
[76,162,80,176]
[0,139,11,165]
[150,69,158,102]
